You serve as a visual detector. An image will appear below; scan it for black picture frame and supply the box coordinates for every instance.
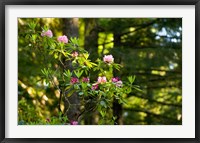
[0,0,200,143]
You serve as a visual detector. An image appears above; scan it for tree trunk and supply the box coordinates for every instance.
[83,19,99,124]
[113,33,123,125]
[62,18,80,122]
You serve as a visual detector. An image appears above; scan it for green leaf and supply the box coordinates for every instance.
[74,70,83,78]
[65,85,72,91]
[43,25,49,31]
[32,34,37,42]
[28,22,37,30]
[41,68,52,77]
[69,37,79,48]
[83,53,89,59]
[126,87,132,94]
[78,92,84,96]
[64,70,72,78]
[66,89,75,97]
[99,110,106,117]
[63,116,68,122]
[100,100,107,108]
[113,63,122,71]
[132,85,142,92]
[128,75,136,84]
[119,98,127,104]
[74,84,80,90]
[81,82,87,89]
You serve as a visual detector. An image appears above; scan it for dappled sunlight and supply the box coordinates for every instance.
[151,70,166,76]
[98,32,114,55]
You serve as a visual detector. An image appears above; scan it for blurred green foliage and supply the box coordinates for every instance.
[18,18,182,125]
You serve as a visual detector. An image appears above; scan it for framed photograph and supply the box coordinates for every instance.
[0,0,200,143]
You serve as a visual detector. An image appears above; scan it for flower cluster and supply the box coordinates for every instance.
[72,51,78,57]
[82,77,90,83]
[97,76,107,83]
[92,84,98,90]
[91,77,106,91]
[57,35,68,43]
[103,55,114,64]
[70,77,79,84]
[112,77,120,82]
[41,29,68,44]
[70,120,78,125]
[41,30,53,38]
[112,77,123,87]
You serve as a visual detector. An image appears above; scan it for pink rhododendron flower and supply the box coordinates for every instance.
[82,77,90,83]
[97,76,107,83]
[116,80,123,87]
[103,55,114,64]
[41,30,53,38]
[72,51,78,57]
[92,84,98,90]
[112,77,123,87]
[70,77,79,84]
[57,35,68,43]
[70,120,78,125]
[112,77,120,82]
